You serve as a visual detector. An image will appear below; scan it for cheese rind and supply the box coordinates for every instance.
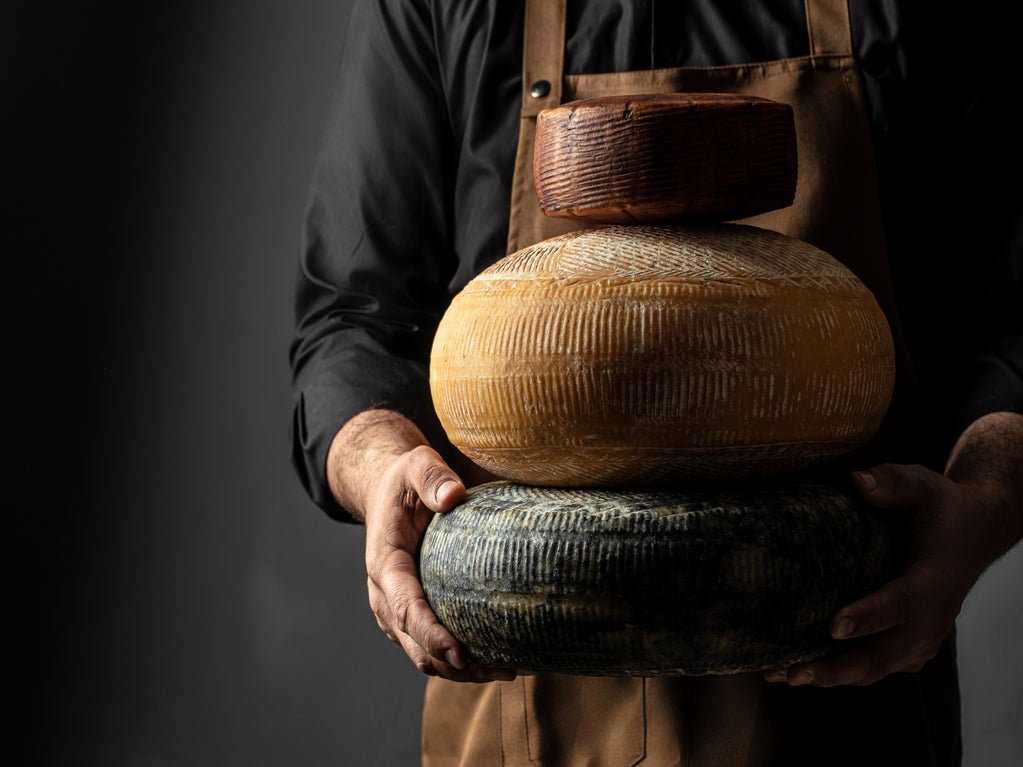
[534,93,797,224]
[429,224,895,486]
[419,481,900,676]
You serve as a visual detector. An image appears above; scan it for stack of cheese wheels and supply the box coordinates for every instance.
[421,93,899,676]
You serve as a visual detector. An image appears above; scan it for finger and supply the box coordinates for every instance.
[372,583,514,682]
[405,445,466,513]
[383,583,518,682]
[397,628,516,683]
[368,577,399,643]
[767,647,877,688]
[374,549,470,669]
[764,646,879,687]
[393,626,516,683]
[829,572,919,639]
[771,626,934,688]
[850,463,942,511]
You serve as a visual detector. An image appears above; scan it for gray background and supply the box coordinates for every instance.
[14,1,1019,765]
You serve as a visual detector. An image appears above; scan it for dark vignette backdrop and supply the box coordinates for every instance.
[11,2,1020,766]
[14,1,424,765]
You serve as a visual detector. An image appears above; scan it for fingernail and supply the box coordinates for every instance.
[791,671,814,686]
[835,616,855,638]
[852,470,877,492]
[445,648,464,669]
[490,669,516,682]
[764,670,785,683]
[435,480,458,504]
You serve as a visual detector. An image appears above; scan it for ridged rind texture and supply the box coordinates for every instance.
[430,224,896,486]
[419,481,901,676]
[534,93,797,224]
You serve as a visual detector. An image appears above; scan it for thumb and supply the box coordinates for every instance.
[850,463,942,511]
[406,445,466,513]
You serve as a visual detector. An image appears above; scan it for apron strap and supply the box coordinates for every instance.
[521,0,566,117]
[521,0,853,113]
[804,0,855,57]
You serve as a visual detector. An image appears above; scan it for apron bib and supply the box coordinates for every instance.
[423,2,958,764]
[506,0,923,473]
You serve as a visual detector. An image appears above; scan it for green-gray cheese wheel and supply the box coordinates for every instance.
[419,480,900,677]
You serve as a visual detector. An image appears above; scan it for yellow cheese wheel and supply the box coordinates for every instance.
[534,93,797,224]
[430,224,895,487]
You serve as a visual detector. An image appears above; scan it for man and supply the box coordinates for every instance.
[290,1,1022,763]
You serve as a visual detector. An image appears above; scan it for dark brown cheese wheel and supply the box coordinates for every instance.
[419,481,901,677]
[429,223,895,487]
[534,92,797,224]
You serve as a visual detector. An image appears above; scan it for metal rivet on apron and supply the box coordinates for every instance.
[529,80,551,99]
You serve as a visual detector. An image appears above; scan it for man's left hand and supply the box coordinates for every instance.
[765,411,1023,688]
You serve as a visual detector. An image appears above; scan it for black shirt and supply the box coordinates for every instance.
[291,0,1022,521]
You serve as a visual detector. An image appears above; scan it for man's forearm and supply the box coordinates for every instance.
[327,408,431,523]
[944,410,1023,570]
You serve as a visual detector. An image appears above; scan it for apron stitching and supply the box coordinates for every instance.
[805,0,821,58]
[628,677,649,766]
[522,676,541,765]
[563,54,854,89]
[497,681,505,767]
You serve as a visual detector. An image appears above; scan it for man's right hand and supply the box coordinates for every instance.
[327,409,516,683]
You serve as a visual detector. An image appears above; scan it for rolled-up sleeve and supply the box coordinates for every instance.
[289,0,458,521]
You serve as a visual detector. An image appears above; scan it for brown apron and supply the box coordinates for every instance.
[422,1,959,764]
